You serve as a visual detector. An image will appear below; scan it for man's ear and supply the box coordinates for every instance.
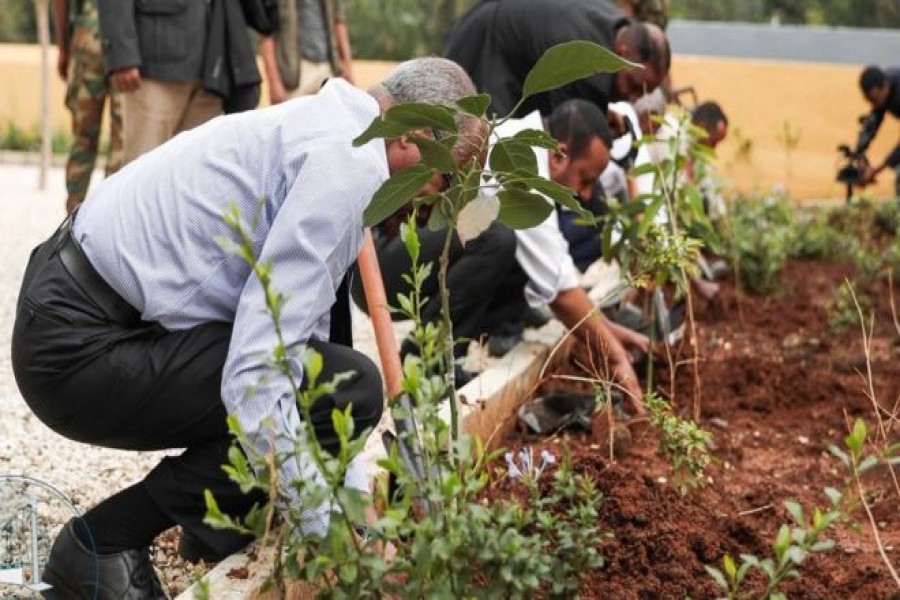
[549,142,569,177]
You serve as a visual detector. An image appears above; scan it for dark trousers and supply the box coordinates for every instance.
[11,223,383,551]
[351,221,527,358]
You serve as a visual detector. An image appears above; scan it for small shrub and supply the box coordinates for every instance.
[829,281,870,333]
[0,120,72,155]
[706,419,897,600]
[646,393,714,494]
[791,213,854,260]
[725,194,796,294]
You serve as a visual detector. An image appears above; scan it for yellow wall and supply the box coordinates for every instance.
[673,56,897,201]
[1,43,895,200]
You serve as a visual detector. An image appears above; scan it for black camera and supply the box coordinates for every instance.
[836,112,878,202]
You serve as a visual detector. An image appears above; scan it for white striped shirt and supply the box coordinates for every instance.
[73,79,389,534]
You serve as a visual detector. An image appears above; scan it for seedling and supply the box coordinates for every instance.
[645,393,714,494]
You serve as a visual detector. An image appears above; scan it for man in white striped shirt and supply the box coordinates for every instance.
[12,57,480,598]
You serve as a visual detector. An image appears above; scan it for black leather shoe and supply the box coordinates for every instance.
[41,518,167,599]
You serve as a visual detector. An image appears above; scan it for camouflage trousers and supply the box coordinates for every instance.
[65,24,123,212]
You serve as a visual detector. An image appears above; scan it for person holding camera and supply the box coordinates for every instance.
[858,65,899,196]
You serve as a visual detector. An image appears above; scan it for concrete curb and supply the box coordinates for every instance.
[174,321,566,600]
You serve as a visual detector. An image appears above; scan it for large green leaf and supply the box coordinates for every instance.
[512,128,562,150]
[638,196,666,237]
[353,117,414,147]
[456,94,491,117]
[522,41,639,102]
[526,177,594,223]
[497,189,554,229]
[385,103,458,132]
[411,135,456,172]
[363,164,434,227]
[489,139,538,175]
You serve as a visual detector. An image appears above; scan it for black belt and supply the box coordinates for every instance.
[56,216,137,325]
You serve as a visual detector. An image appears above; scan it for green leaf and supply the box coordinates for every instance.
[427,203,449,231]
[704,565,728,590]
[400,220,420,263]
[363,164,434,227]
[723,554,737,579]
[811,539,836,552]
[785,546,807,566]
[638,196,665,237]
[858,455,879,474]
[456,94,491,117]
[353,117,412,147]
[774,524,791,557]
[784,500,804,525]
[386,103,458,133]
[490,138,538,175]
[497,188,554,229]
[512,128,561,150]
[522,40,638,102]
[527,177,594,223]
[630,163,660,178]
[846,418,867,455]
[827,444,850,467]
[303,349,323,386]
[411,135,456,172]
[823,486,843,507]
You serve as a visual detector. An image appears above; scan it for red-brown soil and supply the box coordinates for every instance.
[491,259,900,599]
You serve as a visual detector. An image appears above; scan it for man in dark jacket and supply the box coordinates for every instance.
[444,0,670,118]
[858,65,900,196]
[98,0,257,164]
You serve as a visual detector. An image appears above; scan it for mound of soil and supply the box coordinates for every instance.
[494,259,900,599]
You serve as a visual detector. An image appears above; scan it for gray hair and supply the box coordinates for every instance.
[377,57,480,137]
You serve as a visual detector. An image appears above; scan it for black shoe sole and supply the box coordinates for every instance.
[41,565,86,600]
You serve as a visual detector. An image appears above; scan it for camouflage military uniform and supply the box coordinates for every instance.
[620,0,669,29]
[64,0,123,213]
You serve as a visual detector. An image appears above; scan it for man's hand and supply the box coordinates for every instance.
[340,61,355,86]
[57,50,69,81]
[269,78,288,105]
[861,164,883,185]
[607,108,627,138]
[111,66,141,92]
[619,329,650,356]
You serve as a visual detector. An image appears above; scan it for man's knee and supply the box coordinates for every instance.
[348,353,384,434]
[469,221,517,261]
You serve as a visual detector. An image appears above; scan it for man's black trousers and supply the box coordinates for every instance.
[11,221,383,552]
[350,221,528,358]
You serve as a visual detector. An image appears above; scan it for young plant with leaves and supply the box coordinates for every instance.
[601,107,719,420]
[645,392,714,494]
[354,40,638,447]
[705,419,900,599]
[203,41,639,597]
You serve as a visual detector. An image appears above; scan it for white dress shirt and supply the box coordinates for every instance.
[74,79,389,534]
[489,112,580,306]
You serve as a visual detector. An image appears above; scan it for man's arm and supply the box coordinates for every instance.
[222,144,382,531]
[259,36,287,104]
[97,0,142,92]
[331,0,353,83]
[52,0,69,80]
[550,287,644,412]
[333,20,354,84]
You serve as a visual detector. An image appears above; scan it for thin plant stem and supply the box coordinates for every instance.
[439,225,460,450]
[646,296,656,396]
[848,432,900,588]
[849,283,900,500]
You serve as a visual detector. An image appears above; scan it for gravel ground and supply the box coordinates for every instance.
[0,164,410,598]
